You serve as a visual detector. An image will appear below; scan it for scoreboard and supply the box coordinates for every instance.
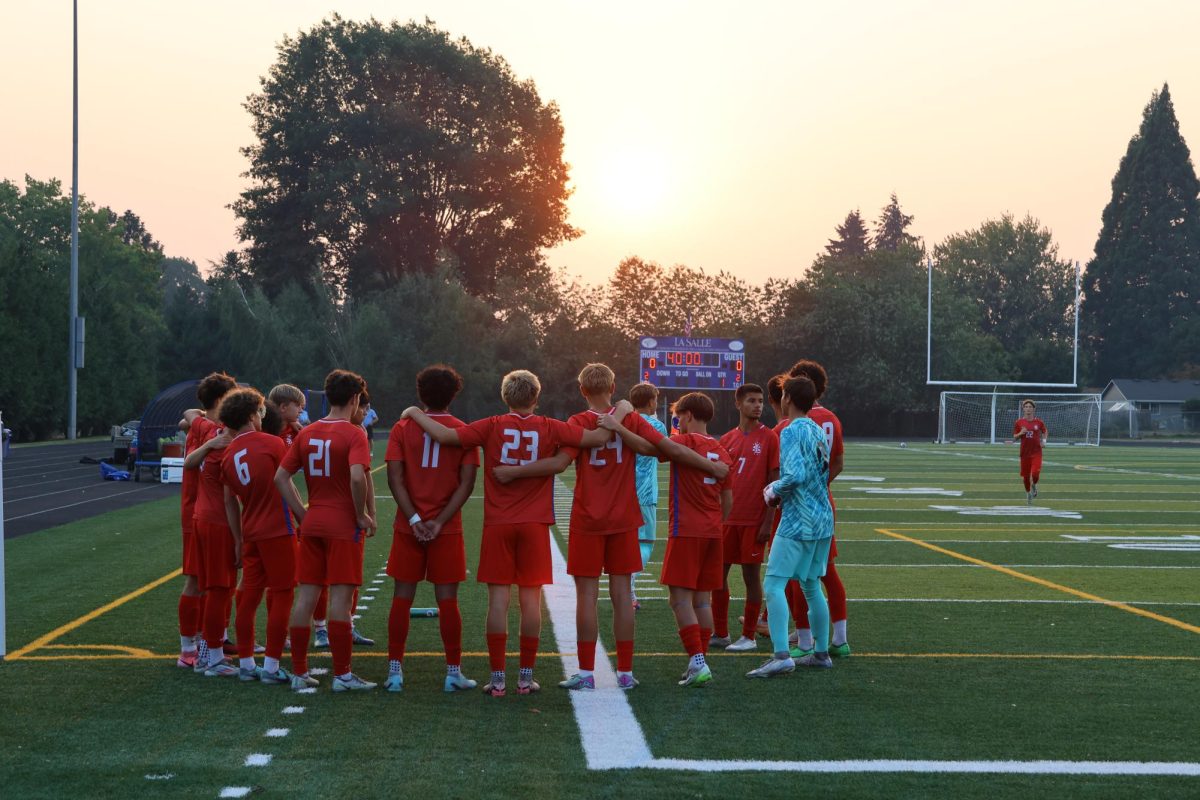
[637,335,746,391]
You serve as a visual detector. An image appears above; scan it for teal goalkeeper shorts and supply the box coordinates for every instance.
[765,535,832,582]
[638,504,657,542]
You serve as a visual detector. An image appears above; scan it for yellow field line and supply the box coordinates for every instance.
[6,568,183,660]
[876,528,1200,636]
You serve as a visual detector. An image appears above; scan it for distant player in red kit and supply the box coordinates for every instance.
[1013,399,1048,504]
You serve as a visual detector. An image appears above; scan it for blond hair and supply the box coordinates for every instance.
[501,370,541,409]
[577,363,615,397]
[268,383,305,406]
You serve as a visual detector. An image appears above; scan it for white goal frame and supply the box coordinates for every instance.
[938,391,1103,445]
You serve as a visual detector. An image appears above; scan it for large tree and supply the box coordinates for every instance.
[872,193,917,251]
[1084,84,1200,380]
[233,16,579,299]
[825,209,870,258]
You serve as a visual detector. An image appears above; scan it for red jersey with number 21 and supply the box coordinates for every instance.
[662,433,732,539]
[221,431,293,542]
[280,419,372,541]
[456,413,586,527]
[1014,418,1047,458]
[385,414,479,536]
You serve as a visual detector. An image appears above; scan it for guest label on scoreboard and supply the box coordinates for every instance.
[637,336,746,390]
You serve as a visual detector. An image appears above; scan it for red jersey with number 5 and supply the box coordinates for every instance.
[457,413,586,526]
[560,408,666,535]
[1013,418,1047,458]
[662,433,732,539]
[280,418,372,541]
[221,431,293,542]
[719,423,780,525]
[385,414,479,536]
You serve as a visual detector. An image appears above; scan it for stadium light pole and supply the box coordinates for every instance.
[0,411,7,659]
[67,0,81,440]
[1072,260,1081,388]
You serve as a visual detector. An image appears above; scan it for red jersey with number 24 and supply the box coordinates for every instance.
[662,433,732,539]
[221,431,293,542]
[1014,418,1047,458]
[719,423,780,526]
[280,418,372,541]
[385,414,479,536]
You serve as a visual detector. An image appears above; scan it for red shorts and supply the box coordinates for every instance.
[567,529,642,577]
[242,535,298,591]
[387,532,467,584]
[661,536,723,592]
[194,519,238,590]
[722,524,766,565]
[297,535,364,587]
[181,530,200,577]
[1020,454,1043,478]
[477,523,551,587]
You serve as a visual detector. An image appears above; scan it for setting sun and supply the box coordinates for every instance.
[596,146,670,222]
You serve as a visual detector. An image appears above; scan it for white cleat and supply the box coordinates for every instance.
[708,634,732,649]
[745,656,795,678]
[725,635,758,652]
[332,673,377,692]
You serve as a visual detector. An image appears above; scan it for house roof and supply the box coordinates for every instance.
[1103,378,1200,403]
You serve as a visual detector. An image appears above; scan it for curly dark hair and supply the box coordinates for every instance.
[787,360,828,398]
[218,388,265,431]
[416,365,464,411]
[197,372,237,410]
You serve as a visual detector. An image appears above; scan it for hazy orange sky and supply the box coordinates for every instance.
[3,1,1198,285]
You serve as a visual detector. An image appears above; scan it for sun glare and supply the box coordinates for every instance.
[597,147,669,222]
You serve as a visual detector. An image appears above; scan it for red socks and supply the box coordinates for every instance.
[577,639,597,672]
[178,594,201,638]
[742,601,762,639]
[823,562,847,623]
[486,632,507,672]
[699,627,712,655]
[678,623,702,657]
[616,640,634,673]
[328,620,353,676]
[388,596,414,663]
[290,625,311,675]
[519,636,539,670]
[265,588,292,661]
[235,586,265,658]
[437,598,462,666]
[203,587,230,650]
[712,587,730,638]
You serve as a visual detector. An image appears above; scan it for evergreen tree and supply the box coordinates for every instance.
[1084,84,1200,380]
[825,210,870,257]
[873,193,917,251]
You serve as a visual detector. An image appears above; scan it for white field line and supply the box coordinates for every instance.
[219,788,252,798]
[842,507,1197,514]
[848,598,1200,607]
[862,444,1200,482]
[838,522,1200,528]
[244,753,272,767]
[836,563,1200,569]
[546,479,1200,776]
[4,484,163,521]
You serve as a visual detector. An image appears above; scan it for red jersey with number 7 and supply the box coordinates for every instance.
[718,423,780,526]
[661,433,732,539]
[280,418,372,541]
[456,413,586,526]
[385,414,480,536]
[559,408,666,535]
[220,430,293,542]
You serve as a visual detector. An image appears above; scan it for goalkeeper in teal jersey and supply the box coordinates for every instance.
[630,383,668,609]
[747,376,835,677]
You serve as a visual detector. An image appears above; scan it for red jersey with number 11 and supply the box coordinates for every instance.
[221,431,293,542]
[385,414,479,536]
[280,418,372,541]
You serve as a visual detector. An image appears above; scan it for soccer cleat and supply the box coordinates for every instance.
[558,673,595,691]
[1032,484,1038,499]
[204,661,239,678]
[632,598,641,611]
[797,652,834,669]
[384,673,404,693]
[726,636,758,653]
[253,641,266,655]
[708,634,732,649]
[258,667,292,685]
[829,642,852,658]
[1026,491,1033,506]
[788,630,799,646]
[482,681,506,697]
[221,639,238,657]
[617,673,640,691]
[290,672,319,690]
[516,679,541,695]
[313,628,330,649]
[745,656,796,679]
[351,629,375,646]
[176,651,198,669]
[332,673,378,692]
[678,663,713,688]
[789,645,814,660]
[239,666,260,682]
[193,657,211,675]
[444,672,478,693]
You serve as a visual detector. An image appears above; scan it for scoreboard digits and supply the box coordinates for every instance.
[638,336,746,391]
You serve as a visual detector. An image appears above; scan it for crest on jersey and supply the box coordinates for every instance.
[752,442,762,455]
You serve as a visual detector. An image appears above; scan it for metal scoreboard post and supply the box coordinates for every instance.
[637,335,746,391]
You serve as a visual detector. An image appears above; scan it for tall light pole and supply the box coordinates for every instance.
[68,0,81,439]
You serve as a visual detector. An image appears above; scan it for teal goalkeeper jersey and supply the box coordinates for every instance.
[770,417,834,542]
[635,412,668,506]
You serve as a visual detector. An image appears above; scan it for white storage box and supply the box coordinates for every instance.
[160,457,184,484]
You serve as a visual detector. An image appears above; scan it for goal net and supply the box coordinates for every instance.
[938,392,1102,445]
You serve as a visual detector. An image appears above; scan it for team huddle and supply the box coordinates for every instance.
[173,359,853,693]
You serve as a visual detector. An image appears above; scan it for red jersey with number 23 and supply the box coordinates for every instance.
[560,409,666,535]
[1014,418,1047,458]
[220,430,294,542]
[456,413,586,527]
[662,433,732,539]
[719,423,780,526]
[385,414,479,536]
[280,418,372,541]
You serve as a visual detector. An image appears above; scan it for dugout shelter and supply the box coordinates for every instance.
[131,380,199,481]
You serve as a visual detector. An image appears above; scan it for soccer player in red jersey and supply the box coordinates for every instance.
[276,369,377,692]
[786,360,849,658]
[268,384,306,448]
[175,372,237,669]
[219,388,297,684]
[495,364,729,692]
[383,365,479,693]
[606,392,732,687]
[712,384,780,653]
[1013,399,1048,504]
[403,369,615,697]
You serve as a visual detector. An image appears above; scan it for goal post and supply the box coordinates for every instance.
[938,391,1102,445]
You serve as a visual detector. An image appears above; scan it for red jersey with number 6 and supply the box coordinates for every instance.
[221,431,293,542]
[1014,418,1047,458]
[456,413,586,526]
[719,423,780,526]
[280,418,372,541]
[385,414,479,536]
[662,433,732,539]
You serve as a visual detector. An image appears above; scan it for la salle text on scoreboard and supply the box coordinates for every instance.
[638,335,746,391]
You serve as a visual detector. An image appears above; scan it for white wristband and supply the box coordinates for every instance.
[408,513,422,525]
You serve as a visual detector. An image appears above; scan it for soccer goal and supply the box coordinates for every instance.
[938,392,1102,445]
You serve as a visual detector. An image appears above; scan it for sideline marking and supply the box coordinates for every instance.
[244,753,272,767]
[643,759,1200,776]
[6,568,182,660]
[219,789,251,798]
[876,528,1200,636]
[4,484,165,522]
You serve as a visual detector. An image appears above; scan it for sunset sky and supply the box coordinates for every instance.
[3,1,1198,285]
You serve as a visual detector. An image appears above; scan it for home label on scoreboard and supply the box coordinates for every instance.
[637,335,746,391]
